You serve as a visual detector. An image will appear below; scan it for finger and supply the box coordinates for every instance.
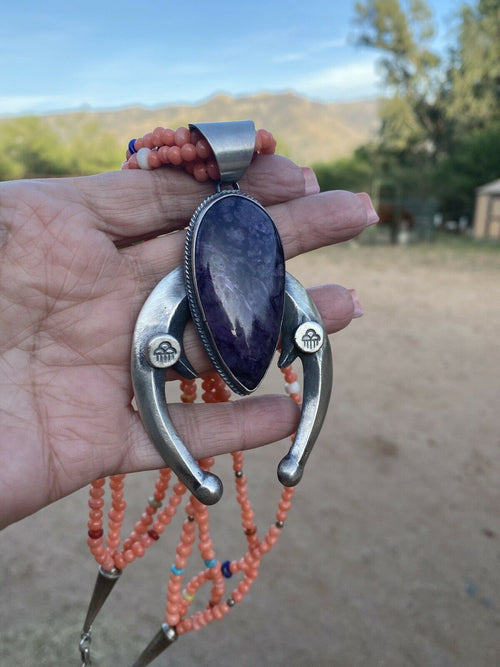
[162,283,356,379]
[72,155,315,241]
[308,284,359,331]
[272,190,378,256]
[123,190,377,286]
[122,395,300,472]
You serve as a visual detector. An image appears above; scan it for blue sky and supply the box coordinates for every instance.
[1,0,461,116]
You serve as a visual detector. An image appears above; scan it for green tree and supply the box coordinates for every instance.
[314,146,375,193]
[353,0,500,220]
[354,0,444,160]
[355,0,500,158]
[0,117,123,180]
[66,120,123,175]
[0,117,73,180]
[444,0,500,134]
[437,123,500,219]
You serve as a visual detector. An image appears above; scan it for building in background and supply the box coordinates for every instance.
[473,180,500,240]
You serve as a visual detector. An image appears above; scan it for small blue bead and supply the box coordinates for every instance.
[128,138,137,155]
[221,560,232,578]
[204,558,217,569]
[171,564,185,576]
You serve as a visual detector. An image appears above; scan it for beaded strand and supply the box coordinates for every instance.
[121,125,276,181]
[86,368,300,637]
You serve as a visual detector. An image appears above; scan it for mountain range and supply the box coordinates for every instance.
[40,92,379,165]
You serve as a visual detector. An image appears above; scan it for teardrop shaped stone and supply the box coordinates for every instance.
[188,193,285,394]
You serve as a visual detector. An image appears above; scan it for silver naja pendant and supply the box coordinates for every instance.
[131,121,333,505]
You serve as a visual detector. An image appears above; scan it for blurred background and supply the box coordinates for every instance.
[1,1,499,665]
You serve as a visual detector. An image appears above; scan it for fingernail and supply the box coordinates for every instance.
[302,167,320,196]
[348,289,364,318]
[357,192,379,226]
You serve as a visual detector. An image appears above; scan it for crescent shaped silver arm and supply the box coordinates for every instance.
[131,267,223,505]
[277,273,333,486]
[131,268,333,505]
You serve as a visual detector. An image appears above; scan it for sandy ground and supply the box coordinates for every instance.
[2,238,499,666]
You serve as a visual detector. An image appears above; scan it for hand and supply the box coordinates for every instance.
[0,155,377,528]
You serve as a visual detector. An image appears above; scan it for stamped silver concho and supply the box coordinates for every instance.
[131,121,333,505]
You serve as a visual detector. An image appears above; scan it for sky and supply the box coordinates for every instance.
[1,0,462,116]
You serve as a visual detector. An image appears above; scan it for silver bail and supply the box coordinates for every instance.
[188,120,256,183]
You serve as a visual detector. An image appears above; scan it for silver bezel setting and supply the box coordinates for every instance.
[184,189,283,396]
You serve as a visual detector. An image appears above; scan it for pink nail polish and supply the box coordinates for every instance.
[357,192,379,226]
[302,167,320,196]
[348,289,364,318]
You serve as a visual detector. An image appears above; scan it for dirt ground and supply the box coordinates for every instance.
[2,237,499,666]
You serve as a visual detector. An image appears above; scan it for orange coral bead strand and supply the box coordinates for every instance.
[180,378,197,403]
[87,478,109,567]
[113,468,172,570]
[281,364,302,405]
[232,452,259,547]
[171,366,301,636]
[165,457,217,627]
[237,479,258,544]
[106,474,126,560]
[87,363,301,634]
[201,373,231,403]
[114,478,185,571]
[123,126,276,182]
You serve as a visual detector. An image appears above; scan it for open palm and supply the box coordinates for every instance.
[0,156,375,528]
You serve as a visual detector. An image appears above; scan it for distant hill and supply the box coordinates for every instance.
[37,92,379,165]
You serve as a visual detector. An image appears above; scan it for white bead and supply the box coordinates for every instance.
[136,147,152,170]
[285,381,300,394]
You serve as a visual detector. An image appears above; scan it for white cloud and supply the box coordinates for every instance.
[0,95,86,115]
[310,38,346,51]
[272,52,305,64]
[294,59,380,100]
[271,36,346,65]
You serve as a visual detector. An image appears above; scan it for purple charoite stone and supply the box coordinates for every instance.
[190,193,285,394]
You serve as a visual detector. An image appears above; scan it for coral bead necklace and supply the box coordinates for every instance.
[80,124,318,666]
[82,370,300,666]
